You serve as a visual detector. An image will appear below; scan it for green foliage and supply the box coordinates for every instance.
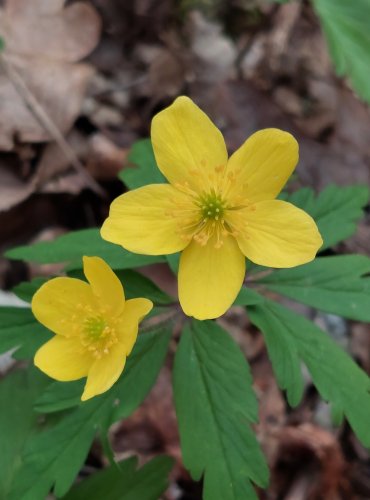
[234,286,265,306]
[0,306,51,359]
[313,0,370,104]
[34,380,83,414]
[5,228,165,269]
[114,269,173,304]
[247,296,370,446]
[258,255,370,321]
[62,455,173,500]
[13,277,47,303]
[285,185,369,250]
[10,328,171,499]
[173,320,269,500]
[119,139,166,189]
[0,368,49,499]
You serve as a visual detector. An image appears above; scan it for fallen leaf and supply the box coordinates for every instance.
[0,160,37,212]
[0,0,101,150]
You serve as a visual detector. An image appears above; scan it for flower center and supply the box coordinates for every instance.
[81,315,118,359]
[200,193,226,221]
[168,164,251,249]
[84,316,106,340]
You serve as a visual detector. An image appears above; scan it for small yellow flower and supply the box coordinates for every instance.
[32,256,153,401]
[101,96,322,320]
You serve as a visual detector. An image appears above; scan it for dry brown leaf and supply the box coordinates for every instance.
[0,161,37,211]
[0,132,91,213]
[0,0,101,150]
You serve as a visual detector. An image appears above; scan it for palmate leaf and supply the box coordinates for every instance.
[5,228,164,269]
[0,306,51,359]
[284,185,369,250]
[258,255,370,321]
[247,296,370,446]
[173,320,269,500]
[313,0,370,104]
[119,139,166,189]
[10,328,171,499]
[62,456,173,500]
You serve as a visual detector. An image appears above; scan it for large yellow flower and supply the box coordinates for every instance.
[101,96,322,320]
[32,256,152,401]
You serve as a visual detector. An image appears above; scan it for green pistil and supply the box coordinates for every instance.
[200,193,225,220]
[83,316,106,340]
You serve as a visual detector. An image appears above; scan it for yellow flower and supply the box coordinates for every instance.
[101,96,322,320]
[32,256,153,401]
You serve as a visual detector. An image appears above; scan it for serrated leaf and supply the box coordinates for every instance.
[313,0,370,104]
[5,228,165,269]
[258,255,370,321]
[173,320,269,500]
[119,139,166,189]
[0,306,51,359]
[285,185,369,250]
[0,368,48,499]
[11,328,171,499]
[62,455,173,500]
[247,297,370,446]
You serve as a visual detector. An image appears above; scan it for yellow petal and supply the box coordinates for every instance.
[117,298,153,355]
[31,277,95,336]
[235,200,323,267]
[83,256,125,316]
[34,336,92,381]
[178,236,246,320]
[81,343,126,401]
[151,96,228,190]
[227,129,298,202]
[101,184,191,255]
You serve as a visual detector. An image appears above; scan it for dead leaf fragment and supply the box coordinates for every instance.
[0,0,101,150]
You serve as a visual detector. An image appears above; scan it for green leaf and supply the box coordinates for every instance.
[173,320,269,500]
[62,456,173,500]
[313,0,370,104]
[11,328,171,499]
[0,306,51,359]
[247,297,370,446]
[166,253,180,275]
[5,228,165,269]
[234,286,265,306]
[119,139,166,189]
[12,278,47,303]
[114,270,173,305]
[258,255,370,321]
[285,185,369,250]
[0,368,49,499]
[34,380,84,414]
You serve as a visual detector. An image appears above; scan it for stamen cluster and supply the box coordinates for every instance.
[80,314,118,359]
